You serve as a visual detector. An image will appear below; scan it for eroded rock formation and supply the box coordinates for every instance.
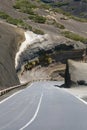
[65,59,87,87]
[16,32,86,72]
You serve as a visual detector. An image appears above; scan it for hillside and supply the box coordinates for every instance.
[0,21,24,89]
[0,0,87,85]
[41,0,87,18]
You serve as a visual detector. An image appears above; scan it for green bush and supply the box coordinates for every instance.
[39,3,51,9]
[0,11,25,28]
[21,23,44,34]
[18,22,33,30]
[53,20,65,29]
[21,8,35,15]
[6,17,24,26]
[24,60,38,71]
[13,0,36,9]
[13,0,36,15]
[62,31,87,43]
[29,14,46,23]
[26,25,33,31]
[0,11,29,29]
[24,63,32,70]
[52,2,69,7]
[0,11,9,19]
[47,57,53,64]
[14,0,47,24]
[47,19,65,29]
[33,28,44,35]
[39,53,53,66]
[69,15,87,22]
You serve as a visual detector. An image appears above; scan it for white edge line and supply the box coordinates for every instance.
[0,83,33,104]
[76,97,87,105]
[19,93,43,130]
[63,88,87,105]
[52,86,87,105]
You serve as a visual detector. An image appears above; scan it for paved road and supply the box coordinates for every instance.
[0,81,87,130]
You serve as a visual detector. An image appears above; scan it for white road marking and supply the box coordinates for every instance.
[75,96,87,105]
[19,93,43,130]
[0,90,22,104]
[63,88,87,105]
[0,83,33,104]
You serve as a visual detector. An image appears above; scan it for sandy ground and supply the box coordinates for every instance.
[18,63,65,83]
[65,85,87,101]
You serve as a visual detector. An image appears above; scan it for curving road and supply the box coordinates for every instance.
[0,81,87,130]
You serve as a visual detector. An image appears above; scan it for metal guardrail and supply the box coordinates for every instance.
[0,78,52,96]
[0,82,30,96]
[0,77,64,97]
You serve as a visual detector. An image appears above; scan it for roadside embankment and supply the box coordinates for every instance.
[0,21,24,89]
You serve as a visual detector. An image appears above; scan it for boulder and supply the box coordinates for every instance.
[65,59,87,87]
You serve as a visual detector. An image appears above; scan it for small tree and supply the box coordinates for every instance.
[47,57,53,64]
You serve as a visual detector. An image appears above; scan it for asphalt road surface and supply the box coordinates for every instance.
[0,81,87,130]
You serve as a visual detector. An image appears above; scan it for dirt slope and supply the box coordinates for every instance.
[0,21,24,89]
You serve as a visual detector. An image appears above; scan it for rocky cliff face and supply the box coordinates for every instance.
[0,22,24,89]
[16,31,85,72]
[65,60,87,87]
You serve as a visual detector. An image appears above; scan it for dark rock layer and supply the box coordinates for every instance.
[16,35,85,72]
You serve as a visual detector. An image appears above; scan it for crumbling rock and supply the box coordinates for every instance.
[16,34,85,72]
[65,59,87,87]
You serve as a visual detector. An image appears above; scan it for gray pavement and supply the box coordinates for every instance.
[0,81,87,130]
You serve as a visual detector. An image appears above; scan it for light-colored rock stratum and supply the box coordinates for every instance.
[65,59,87,87]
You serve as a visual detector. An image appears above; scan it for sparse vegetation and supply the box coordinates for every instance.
[51,2,69,7]
[53,20,65,29]
[24,59,39,71]
[0,11,44,34]
[47,57,53,64]
[0,11,9,19]
[61,11,87,22]
[24,24,33,30]
[6,17,24,26]
[13,0,36,15]
[39,53,53,66]
[47,18,65,29]
[33,28,44,35]
[39,2,51,9]
[0,11,25,27]
[24,62,33,70]
[69,15,87,22]
[23,23,44,34]
[28,14,46,23]
[52,8,87,22]
[14,0,47,24]
[62,31,87,43]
